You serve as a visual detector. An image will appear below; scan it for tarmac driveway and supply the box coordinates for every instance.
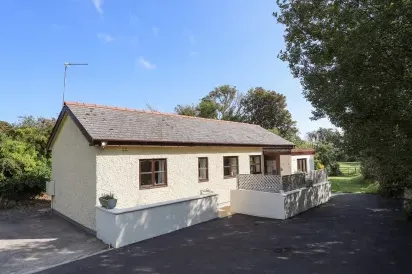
[0,205,106,274]
[39,194,412,274]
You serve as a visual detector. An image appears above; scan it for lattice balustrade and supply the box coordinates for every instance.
[237,174,282,193]
[237,169,328,193]
[281,173,306,192]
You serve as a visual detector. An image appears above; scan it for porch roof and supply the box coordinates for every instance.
[263,148,315,156]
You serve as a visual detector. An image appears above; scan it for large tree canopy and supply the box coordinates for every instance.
[275,0,412,192]
[175,85,300,142]
[242,87,298,138]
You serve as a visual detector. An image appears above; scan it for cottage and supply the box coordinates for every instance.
[47,102,315,234]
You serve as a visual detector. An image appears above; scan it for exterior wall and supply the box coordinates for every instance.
[231,189,286,219]
[96,194,218,248]
[279,155,292,175]
[51,115,98,230]
[231,181,331,220]
[283,182,331,218]
[96,146,261,208]
[291,155,315,174]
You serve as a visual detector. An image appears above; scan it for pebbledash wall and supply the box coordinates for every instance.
[96,146,262,208]
[279,154,315,175]
[51,115,262,231]
[51,115,98,230]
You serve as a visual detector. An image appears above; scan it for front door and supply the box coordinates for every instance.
[264,155,281,175]
[265,160,277,175]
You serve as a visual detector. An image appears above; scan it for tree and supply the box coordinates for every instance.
[275,1,412,193]
[242,87,298,137]
[206,85,243,120]
[0,116,55,201]
[175,85,243,120]
[175,104,197,116]
[0,121,11,135]
[306,128,341,147]
[197,98,219,119]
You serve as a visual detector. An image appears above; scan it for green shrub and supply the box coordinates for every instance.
[0,117,53,202]
[328,163,341,176]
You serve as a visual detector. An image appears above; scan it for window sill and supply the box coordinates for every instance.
[140,184,168,190]
[199,179,209,183]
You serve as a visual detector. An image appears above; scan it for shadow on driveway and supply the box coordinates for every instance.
[39,194,412,274]
[0,207,106,274]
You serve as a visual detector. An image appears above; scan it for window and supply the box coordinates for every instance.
[139,159,167,188]
[297,158,308,173]
[198,157,208,182]
[223,156,238,178]
[250,155,262,174]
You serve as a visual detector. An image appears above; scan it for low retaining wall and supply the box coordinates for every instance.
[96,194,218,248]
[283,181,331,218]
[231,181,331,220]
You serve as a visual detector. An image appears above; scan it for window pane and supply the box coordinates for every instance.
[199,158,207,168]
[224,157,230,166]
[199,168,207,179]
[141,173,152,186]
[140,160,152,173]
[255,164,261,173]
[231,167,238,176]
[154,160,166,172]
[229,157,237,167]
[224,167,231,176]
[154,172,165,185]
[255,156,260,164]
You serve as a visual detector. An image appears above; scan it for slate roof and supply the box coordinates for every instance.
[47,102,294,149]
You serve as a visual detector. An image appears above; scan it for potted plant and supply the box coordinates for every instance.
[99,193,117,209]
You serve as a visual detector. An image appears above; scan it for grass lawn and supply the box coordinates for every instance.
[330,175,379,194]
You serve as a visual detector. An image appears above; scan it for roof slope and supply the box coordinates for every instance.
[48,102,294,149]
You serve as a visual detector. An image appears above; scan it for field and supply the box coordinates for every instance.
[329,162,379,194]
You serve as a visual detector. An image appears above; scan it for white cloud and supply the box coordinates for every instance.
[152,27,159,37]
[138,57,156,70]
[92,0,103,15]
[97,33,114,43]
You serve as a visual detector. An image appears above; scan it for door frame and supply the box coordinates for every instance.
[264,154,281,175]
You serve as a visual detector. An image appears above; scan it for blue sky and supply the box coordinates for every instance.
[0,0,332,136]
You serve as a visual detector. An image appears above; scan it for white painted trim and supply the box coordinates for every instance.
[96,193,218,215]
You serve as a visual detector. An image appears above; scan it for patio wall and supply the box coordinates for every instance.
[95,194,218,248]
[230,181,331,219]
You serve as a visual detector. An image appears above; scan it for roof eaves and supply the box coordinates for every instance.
[46,106,94,151]
[91,139,295,148]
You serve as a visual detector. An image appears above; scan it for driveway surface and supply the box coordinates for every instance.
[0,206,106,274]
[39,194,412,274]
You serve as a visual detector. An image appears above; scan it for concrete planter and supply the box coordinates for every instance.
[99,198,117,209]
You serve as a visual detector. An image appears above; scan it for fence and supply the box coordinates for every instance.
[237,169,328,193]
[339,167,360,176]
[237,174,282,193]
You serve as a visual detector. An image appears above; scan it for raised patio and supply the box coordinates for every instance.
[231,169,331,219]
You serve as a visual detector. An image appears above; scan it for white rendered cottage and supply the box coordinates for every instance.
[46,102,315,234]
